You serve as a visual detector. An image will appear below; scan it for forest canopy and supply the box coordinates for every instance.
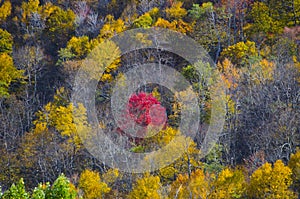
[0,0,299,198]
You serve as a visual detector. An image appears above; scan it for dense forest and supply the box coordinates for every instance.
[0,0,299,198]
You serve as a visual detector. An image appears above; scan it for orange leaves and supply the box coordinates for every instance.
[218,58,240,90]
[154,18,192,34]
[169,169,211,199]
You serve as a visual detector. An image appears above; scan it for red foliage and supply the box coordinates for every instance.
[117,92,167,142]
[128,92,164,126]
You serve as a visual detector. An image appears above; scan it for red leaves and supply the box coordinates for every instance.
[117,92,167,143]
[127,92,166,127]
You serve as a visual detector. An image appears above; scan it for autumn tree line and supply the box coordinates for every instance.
[0,0,299,198]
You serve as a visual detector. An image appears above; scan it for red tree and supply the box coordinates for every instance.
[117,92,167,142]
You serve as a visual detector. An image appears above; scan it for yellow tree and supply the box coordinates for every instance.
[20,88,91,186]
[247,160,297,199]
[0,28,17,97]
[209,168,246,199]
[98,15,126,41]
[128,173,161,199]
[0,0,11,22]
[20,0,41,24]
[288,150,300,194]
[0,53,24,97]
[221,40,258,67]
[165,1,187,20]
[79,169,111,199]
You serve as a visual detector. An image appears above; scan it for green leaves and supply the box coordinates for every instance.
[1,178,29,199]
[188,2,213,20]
[2,174,77,199]
[133,13,153,28]
[48,174,77,199]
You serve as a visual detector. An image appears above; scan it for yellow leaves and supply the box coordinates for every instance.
[210,168,246,199]
[245,2,284,39]
[288,150,300,193]
[135,32,153,46]
[248,160,297,199]
[32,87,91,149]
[99,15,126,40]
[165,1,187,20]
[259,59,275,80]
[32,122,48,135]
[0,0,11,22]
[152,87,161,101]
[128,173,161,199]
[41,2,57,19]
[21,0,41,23]
[0,53,24,97]
[221,40,258,67]
[148,126,179,148]
[148,7,160,20]
[79,169,111,199]
[46,6,75,32]
[154,17,176,30]
[65,36,91,59]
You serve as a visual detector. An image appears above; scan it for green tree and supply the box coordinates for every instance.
[58,36,92,62]
[133,13,153,28]
[1,178,29,199]
[46,174,77,199]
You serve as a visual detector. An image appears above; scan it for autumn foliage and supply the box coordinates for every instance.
[0,0,299,198]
